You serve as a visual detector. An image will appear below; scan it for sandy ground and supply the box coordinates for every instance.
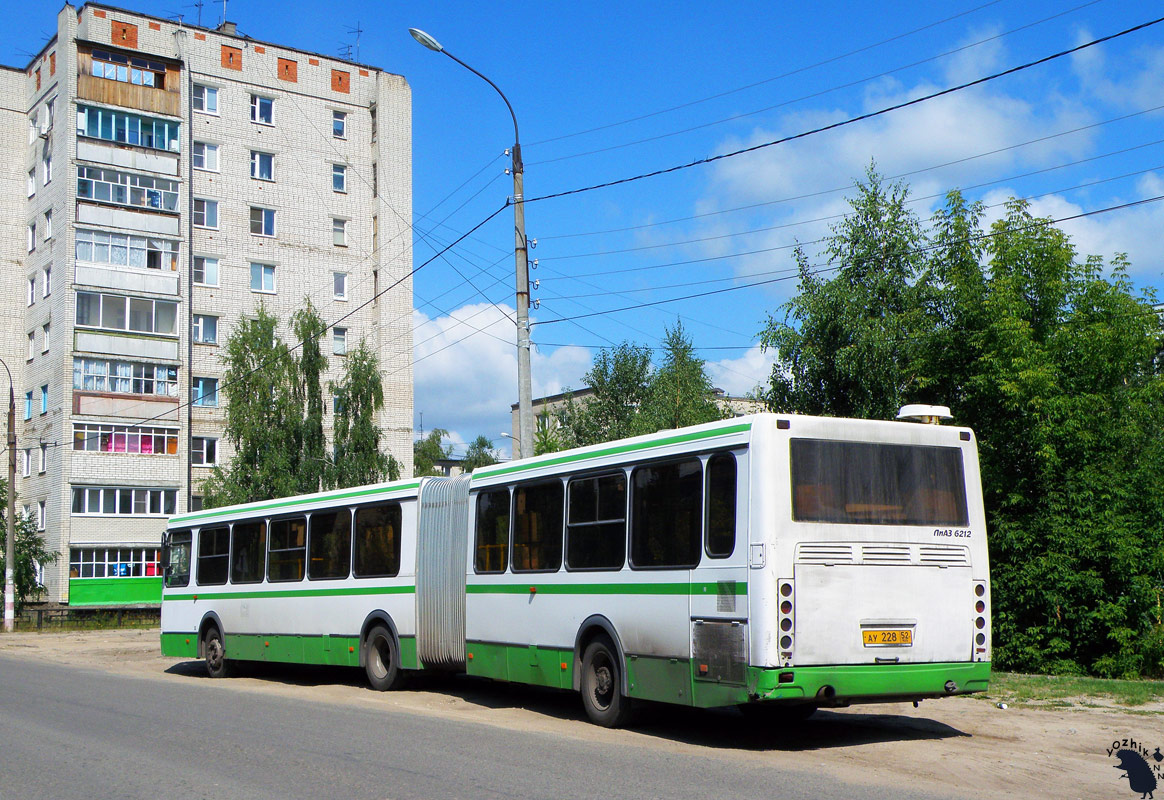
[3,629,1161,799]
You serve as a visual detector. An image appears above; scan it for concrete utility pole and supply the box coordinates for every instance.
[2,358,16,632]
[409,28,535,460]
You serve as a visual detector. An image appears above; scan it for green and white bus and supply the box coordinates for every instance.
[161,410,991,726]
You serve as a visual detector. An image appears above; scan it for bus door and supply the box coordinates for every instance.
[688,450,749,701]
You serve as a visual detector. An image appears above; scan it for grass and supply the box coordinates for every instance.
[981,672,1164,708]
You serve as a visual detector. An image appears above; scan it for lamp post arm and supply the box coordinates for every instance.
[439,50,521,168]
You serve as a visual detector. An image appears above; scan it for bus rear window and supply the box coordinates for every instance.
[790,439,968,526]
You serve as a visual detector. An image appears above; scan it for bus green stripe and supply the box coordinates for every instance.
[169,481,422,525]
[466,581,747,596]
[165,584,416,602]
[473,422,752,480]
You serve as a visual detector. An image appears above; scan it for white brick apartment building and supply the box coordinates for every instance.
[0,3,413,607]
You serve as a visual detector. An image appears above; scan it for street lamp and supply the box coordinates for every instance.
[409,27,535,461]
[0,357,15,632]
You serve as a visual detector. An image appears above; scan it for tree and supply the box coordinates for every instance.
[560,343,652,447]
[760,165,931,418]
[639,322,722,433]
[330,339,399,487]
[461,435,499,472]
[202,305,304,507]
[413,428,452,477]
[0,481,58,612]
[762,174,1164,678]
[293,300,328,493]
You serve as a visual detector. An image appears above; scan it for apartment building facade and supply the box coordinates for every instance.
[0,3,413,607]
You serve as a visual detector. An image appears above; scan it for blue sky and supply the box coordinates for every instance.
[6,0,1164,459]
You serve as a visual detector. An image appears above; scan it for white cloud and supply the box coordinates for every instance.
[413,302,592,450]
[706,344,775,397]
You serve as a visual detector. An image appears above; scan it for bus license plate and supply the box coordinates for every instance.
[862,629,913,647]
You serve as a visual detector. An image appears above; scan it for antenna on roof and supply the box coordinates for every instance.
[344,21,363,61]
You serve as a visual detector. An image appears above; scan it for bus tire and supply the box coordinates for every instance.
[364,624,404,691]
[203,627,229,679]
[581,637,632,728]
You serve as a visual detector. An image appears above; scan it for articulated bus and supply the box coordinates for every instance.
[161,410,991,726]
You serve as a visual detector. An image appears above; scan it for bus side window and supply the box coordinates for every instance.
[512,480,563,573]
[705,452,737,558]
[474,488,510,573]
[197,526,229,586]
[165,530,191,587]
[268,517,307,582]
[231,520,266,584]
[309,508,353,580]
[566,473,626,570]
[630,458,702,569]
[353,503,401,578]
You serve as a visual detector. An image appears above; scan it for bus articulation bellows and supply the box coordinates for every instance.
[160,411,991,727]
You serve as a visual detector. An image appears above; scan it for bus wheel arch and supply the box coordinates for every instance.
[359,612,405,691]
[196,612,224,659]
[198,613,229,679]
[573,616,627,694]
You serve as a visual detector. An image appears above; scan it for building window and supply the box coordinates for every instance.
[24,391,32,421]
[44,98,55,132]
[192,141,219,171]
[191,437,218,465]
[370,105,377,141]
[43,266,51,297]
[77,166,179,212]
[193,198,218,229]
[73,423,179,454]
[27,277,35,306]
[249,206,276,237]
[39,444,47,474]
[193,256,219,286]
[37,501,45,532]
[27,223,35,253]
[27,332,34,361]
[71,487,177,517]
[76,229,179,271]
[91,50,166,88]
[40,385,49,414]
[42,152,52,185]
[332,164,347,192]
[20,450,31,478]
[333,110,346,138]
[27,168,35,197]
[192,377,218,407]
[76,105,180,152]
[73,357,178,397]
[372,162,377,197]
[249,263,276,293]
[333,272,348,300]
[250,151,274,181]
[250,94,273,124]
[192,315,218,344]
[70,547,162,578]
[43,210,52,239]
[332,218,347,247]
[332,327,347,355]
[75,292,178,336]
[42,323,49,353]
[192,84,218,114]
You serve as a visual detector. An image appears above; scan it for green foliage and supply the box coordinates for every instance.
[330,340,398,487]
[764,170,1164,678]
[413,428,452,477]
[557,325,723,447]
[0,480,59,612]
[533,417,563,456]
[462,435,499,472]
[203,303,398,507]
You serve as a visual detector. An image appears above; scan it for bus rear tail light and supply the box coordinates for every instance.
[973,582,989,656]
[778,580,794,661]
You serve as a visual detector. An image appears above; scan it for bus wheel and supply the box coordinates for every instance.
[203,627,229,679]
[581,637,632,727]
[364,624,404,691]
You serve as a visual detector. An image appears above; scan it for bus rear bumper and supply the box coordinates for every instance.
[747,661,991,704]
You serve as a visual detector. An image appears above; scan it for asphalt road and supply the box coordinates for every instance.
[0,655,963,800]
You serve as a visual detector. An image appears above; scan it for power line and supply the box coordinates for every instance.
[525,16,1164,205]
[533,193,1164,326]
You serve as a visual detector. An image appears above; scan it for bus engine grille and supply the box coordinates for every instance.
[795,542,970,567]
